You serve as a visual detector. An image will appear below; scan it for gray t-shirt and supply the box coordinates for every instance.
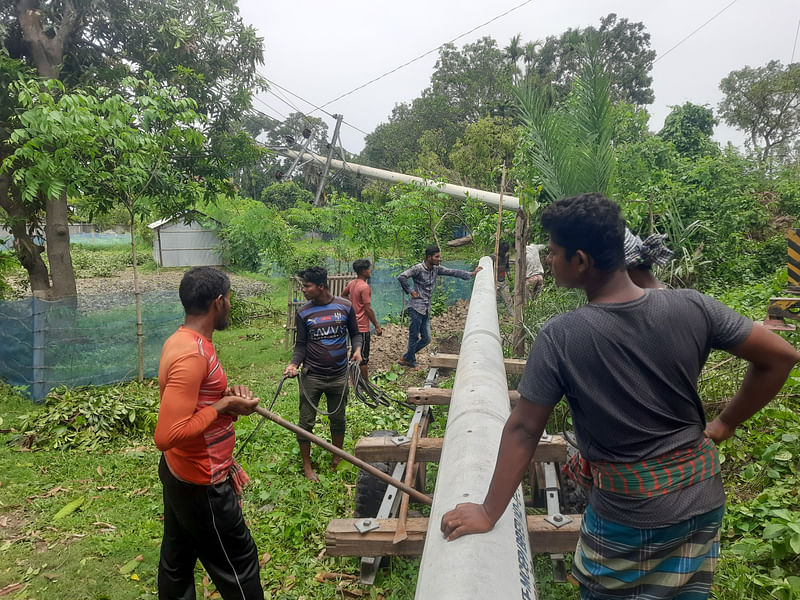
[518,288,753,527]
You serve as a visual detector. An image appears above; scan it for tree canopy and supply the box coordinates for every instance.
[0,0,264,298]
[718,60,800,164]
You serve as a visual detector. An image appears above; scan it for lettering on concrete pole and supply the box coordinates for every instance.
[511,490,536,599]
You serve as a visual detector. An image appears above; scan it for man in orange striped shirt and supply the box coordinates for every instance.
[155,267,263,599]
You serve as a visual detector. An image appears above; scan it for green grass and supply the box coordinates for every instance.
[2,273,799,599]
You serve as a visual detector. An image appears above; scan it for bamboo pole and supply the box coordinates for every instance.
[493,164,507,284]
[253,406,432,506]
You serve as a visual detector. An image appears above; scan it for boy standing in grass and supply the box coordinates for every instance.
[441,194,799,599]
[155,267,263,600]
[284,266,362,482]
[342,259,382,380]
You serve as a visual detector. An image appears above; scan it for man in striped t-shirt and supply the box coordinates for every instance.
[285,266,362,481]
[155,267,263,599]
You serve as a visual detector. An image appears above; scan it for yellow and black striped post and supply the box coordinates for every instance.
[788,228,800,292]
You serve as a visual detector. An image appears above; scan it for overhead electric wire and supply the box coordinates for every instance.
[791,18,799,63]
[653,0,740,64]
[311,0,538,113]
[258,74,370,136]
[252,95,287,120]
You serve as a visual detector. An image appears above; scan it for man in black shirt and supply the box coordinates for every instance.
[441,193,799,599]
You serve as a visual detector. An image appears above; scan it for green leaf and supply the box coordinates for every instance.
[53,496,85,520]
[790,533,800,554]
[763,523,787,539]
[119,555,143,575]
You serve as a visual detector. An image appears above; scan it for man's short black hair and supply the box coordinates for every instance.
[298,265,327,287]
[425,245,440,258]
[498,240,510,255]
[540,193,625,271]
[352,259,371,274]
[179,267,231,315]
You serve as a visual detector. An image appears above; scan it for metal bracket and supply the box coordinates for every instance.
[354,519,380,534]
[391,436,410,446]
[544,513,573,528]
[539,432,552,443]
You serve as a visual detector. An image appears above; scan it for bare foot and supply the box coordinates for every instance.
[303,467,320,482]
[331,457,341,471]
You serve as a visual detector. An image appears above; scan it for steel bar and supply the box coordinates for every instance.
[393,423,420,544]
[360,375,436,584]
[253,406,431,506]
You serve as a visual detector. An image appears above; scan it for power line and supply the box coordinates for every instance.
[258,75,370,136]
[654,0,739,64]
[252,95,287,120]
[311,0,538,113]
[791,18,800,63]
[267,86,305,117]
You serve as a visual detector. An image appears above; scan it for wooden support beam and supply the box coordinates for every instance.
[429,353,527,374]
[354,434,568,463]
[326,514,581,557]
[406,387,521,406]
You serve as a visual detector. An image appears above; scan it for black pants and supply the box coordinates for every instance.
[158,456,263,600]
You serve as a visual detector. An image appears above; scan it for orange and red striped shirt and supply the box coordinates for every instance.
[155,326,240,486]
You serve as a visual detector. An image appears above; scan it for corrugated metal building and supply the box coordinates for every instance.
[149,211,224,267]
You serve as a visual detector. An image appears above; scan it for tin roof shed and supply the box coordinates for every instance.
[148,211,224,267]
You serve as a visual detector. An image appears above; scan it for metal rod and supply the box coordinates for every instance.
[393,423,420,544]
[253,406,432,506]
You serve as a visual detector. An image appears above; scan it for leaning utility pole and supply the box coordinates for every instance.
[314,114,343,206]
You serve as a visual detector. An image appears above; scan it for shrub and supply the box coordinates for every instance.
[15,382,160,450]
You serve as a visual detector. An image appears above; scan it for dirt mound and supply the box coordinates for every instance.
[368,299,469,374]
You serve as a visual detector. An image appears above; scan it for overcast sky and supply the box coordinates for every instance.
[238,0,800,156]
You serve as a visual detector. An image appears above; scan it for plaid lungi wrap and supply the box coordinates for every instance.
[563,438,720,499]
[574,504,724,600]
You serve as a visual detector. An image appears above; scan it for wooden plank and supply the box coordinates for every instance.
[354,434,568,463]
[406,387,521,406]
[429,353,527,374]
[326,514,582,557]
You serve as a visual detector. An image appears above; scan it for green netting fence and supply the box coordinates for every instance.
[0,291,183,401]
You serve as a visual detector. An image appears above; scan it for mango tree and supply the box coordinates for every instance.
[1,0,263,299]
[4,75,214,379]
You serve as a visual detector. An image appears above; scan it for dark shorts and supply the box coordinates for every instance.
[351,331,371,365]
[297,371,349,441]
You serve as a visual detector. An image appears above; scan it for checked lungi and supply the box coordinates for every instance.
[564,438,724,599]
[574,504,723,600]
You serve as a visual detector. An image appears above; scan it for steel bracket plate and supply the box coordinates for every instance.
[355,519,380,534]
[391,436,410,445]
[544,513,572,528]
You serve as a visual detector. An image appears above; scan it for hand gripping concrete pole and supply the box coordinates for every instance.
[415,256,537,600]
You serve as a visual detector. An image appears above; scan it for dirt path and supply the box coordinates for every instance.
[73,267,271,297]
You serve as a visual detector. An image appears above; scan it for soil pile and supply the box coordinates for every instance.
[367,299,470,374]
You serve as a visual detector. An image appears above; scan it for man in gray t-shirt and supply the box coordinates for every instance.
[440,193,799,598]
